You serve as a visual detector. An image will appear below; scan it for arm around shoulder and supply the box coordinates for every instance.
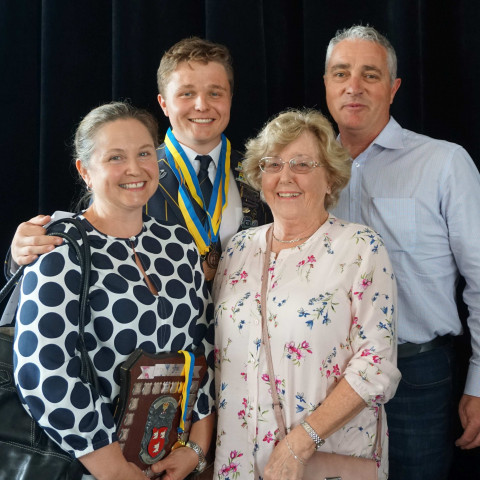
[10,214,63,266]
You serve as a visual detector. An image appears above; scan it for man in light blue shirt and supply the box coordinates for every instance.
[325,25,480,479]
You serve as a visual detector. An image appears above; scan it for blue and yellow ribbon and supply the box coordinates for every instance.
[164,129,230,256]
[177,350,195,436]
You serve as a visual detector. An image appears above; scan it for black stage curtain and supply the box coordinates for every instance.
[1,1,479,476]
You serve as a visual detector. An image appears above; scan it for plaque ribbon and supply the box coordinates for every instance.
[177,350,195,438]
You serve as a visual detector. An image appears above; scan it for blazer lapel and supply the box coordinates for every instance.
[146,147,187,228]
[150,145,208,230]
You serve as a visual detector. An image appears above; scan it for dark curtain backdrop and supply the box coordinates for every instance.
[1,1,479,476]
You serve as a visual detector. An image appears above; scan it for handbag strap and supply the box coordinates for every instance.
[260,226,382,458]
[0,217,99,390]
[261,226,288,438]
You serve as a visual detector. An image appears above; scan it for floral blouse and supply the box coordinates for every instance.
[212,216,401,480]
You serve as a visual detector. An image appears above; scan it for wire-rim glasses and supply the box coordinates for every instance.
[259,155,323,174]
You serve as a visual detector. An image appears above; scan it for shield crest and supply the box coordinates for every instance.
[147,426,168,457]
[139,395,178,464]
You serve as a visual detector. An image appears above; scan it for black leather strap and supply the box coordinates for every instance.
[0,217,98,390]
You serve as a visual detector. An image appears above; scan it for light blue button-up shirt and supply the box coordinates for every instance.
[331,117,480,396]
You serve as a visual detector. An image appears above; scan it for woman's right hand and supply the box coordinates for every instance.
[11,214,63,265]
[150,444,199,480]
[79,442,148,480]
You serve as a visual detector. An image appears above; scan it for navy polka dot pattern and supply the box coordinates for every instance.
[14,215,214,459]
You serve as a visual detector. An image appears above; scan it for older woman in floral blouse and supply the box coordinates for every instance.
[212,109,401,480]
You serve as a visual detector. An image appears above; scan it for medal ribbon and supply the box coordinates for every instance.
[164,129,230,255]
[177,350,195,436]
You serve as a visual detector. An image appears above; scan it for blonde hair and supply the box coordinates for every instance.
[243,108,351,209]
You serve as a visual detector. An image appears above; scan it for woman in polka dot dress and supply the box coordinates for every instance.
[13,102,215,480]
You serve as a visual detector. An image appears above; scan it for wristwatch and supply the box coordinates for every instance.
[185,440,208,473]
[301,420,325,450]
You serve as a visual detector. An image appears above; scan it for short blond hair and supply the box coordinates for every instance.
[243,109,351,209]
[157,37,234,96]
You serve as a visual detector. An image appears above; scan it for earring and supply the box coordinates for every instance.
[326,186,331,194]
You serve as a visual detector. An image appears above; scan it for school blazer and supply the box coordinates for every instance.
[145,144,272,231]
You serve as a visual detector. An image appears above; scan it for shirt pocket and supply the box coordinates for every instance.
[370,198,416,252]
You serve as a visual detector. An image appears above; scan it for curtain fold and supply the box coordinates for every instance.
[2,1,479,241]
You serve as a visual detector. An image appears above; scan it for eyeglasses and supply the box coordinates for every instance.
[259,155,323,174]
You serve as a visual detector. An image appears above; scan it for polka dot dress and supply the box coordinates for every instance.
[13,214,214,458]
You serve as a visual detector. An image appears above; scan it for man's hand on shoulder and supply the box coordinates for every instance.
[456,394,480,449]
[12,215,63,266]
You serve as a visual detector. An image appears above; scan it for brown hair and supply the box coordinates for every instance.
[157,37,234,96]
[74,101,159,169]
[73,101,158,209]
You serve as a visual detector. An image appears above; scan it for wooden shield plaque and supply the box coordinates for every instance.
[114,349,207,475]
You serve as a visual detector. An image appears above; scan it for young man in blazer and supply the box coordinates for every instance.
[10,38,271,277]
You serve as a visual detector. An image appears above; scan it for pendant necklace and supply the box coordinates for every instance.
[272,232,311,244]
[272,213,329,244]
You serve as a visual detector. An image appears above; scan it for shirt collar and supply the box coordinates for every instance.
[180,141,222,167]
[371,116,405,150]
[338,116,405,155]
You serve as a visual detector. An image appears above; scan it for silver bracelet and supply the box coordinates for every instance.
[285,436,306,465]
[300,420,325,449]
[185,440,208,473]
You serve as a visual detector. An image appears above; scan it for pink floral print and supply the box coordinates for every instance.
[213,217,399,480]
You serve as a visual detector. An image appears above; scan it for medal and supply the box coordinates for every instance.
[206,244,220,269]
[202,259,217,282]
[202,243,220,282]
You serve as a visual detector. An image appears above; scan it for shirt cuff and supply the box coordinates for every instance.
[464,363,480,397]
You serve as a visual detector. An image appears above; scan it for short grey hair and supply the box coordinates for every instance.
[325,25,397,84]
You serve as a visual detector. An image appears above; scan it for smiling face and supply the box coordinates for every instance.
[261,131,330,227]
[158,60,232,154]
[324,39,401,144]
[77,118,159,217]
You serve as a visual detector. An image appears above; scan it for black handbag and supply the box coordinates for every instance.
[0,217,96,480]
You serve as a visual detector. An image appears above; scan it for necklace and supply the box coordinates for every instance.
[272,213,329,244]
[272,232,311,244]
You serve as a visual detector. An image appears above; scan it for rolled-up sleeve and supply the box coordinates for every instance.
[343,232,401,406]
